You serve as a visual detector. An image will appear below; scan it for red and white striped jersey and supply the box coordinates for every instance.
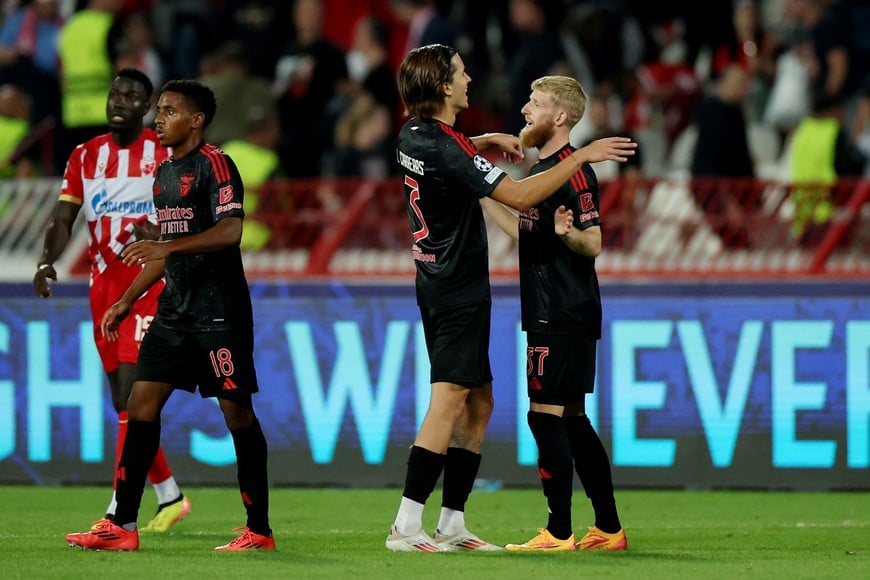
[59,129,169,276]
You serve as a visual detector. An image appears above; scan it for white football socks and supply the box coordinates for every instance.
[393,497,425,535]
[153,476,181,506]
[436,507,466,536]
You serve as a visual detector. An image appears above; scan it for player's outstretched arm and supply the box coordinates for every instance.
[490,137,635,212]
[480,197,520,241]
[471,133,524,164]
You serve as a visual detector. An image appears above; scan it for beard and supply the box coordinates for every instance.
[519,119,556,150]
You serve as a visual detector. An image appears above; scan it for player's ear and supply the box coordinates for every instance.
[191,111,205,129]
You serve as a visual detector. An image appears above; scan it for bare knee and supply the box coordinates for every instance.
[125,381,171,422]
[219,397,255,431]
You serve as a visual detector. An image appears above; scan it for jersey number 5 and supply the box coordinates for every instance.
[406,175,429,242]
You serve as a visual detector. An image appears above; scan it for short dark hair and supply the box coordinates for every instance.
[161,79,217,127]
[397,44,456,119]
[115,68,153,99]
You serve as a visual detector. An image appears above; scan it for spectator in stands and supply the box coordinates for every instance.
[789,89,866,244]
[692,64,755,179]
[220,107,284,251]
[0,0,62,80]
[273,0,348,177]
[711,0,777,122]
[792,0,850,100]
[205,0,294,81]
[690,64,756,249]
[503,0,565,136]
[624,19,701,146]
[0,0,62,161]
[57,0,124,163]
[150,0,210,79]
[582,95,644,250]
[331,16,398,178]
[115,11,162,100]
[0,83,35,177]
[200,41,275,147]
[391,0,456,53]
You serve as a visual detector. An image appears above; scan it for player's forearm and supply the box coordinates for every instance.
[162,217,243,254]
[559,226,601,257]
[470,133,499,150]
[118,259,164,305]
[37,203,77,266]
[480,197,519,240]
[38,224,71,267]
[493,155,584,212]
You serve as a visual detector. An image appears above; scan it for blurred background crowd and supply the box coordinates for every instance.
[1,0,868,186]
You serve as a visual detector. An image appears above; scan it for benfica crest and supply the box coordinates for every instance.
[179,172,195,196]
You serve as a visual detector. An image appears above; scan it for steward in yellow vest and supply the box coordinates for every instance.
[218,112,284,251]
[58,7,116,129]
[789,92,865,240]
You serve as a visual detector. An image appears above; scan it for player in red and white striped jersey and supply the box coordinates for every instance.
[34,69,190,532]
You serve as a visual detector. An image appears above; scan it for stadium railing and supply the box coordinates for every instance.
[243,176,869,280]
[0,176,866,281]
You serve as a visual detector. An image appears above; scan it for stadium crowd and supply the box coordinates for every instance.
[1,0,868,183]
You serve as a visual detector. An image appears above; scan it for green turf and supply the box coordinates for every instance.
[0,486,866,579]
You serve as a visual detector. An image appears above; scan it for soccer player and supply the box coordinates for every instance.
[65,80,273,551]
[34,68,190,532]
[386,44,634,552]
[482,76,627,551]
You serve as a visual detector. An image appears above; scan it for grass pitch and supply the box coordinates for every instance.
[0,486,866,579]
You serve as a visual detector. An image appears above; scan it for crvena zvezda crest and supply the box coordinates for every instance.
[140,156,156,175]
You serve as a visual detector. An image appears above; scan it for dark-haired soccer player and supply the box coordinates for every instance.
[386,44,634,552]
[65,80,273,552]
[35,68,190,532]
[483,76,627,552]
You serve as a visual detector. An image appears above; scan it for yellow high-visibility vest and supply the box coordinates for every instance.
[58,10,114,128]
[789,117,839,236]
[0,116,30,177]
[219,140,279,251]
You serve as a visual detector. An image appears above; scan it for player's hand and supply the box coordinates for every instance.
[33,264,57,298]
[555,205,574,236]
[120,239,169,266]
[494,133,524,164]
[100,301,132,340]
[132,219,160,241]
[579,137,637,163]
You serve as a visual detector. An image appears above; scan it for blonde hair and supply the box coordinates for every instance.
[530,76,587,126]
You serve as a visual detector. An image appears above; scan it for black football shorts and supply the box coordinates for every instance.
[525,332,596,405]
[420,300,493,388]
[136,322,259,403]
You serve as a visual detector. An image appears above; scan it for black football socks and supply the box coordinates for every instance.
[230,418,271,536]
[565,414,622,533]
[114,419,161,529]
[402,445,445,504]
[527,411,574,540]
[442,447,481,512]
